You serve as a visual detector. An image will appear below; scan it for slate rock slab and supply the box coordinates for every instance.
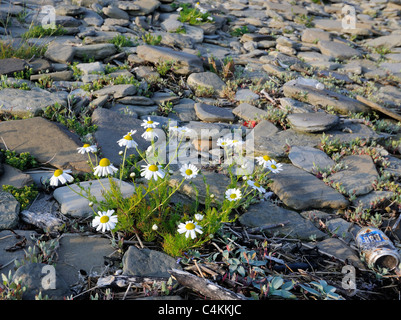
[194,103,234,122]
[0,230,38,275]
[56,233,118,286]
[122,246,181,278]
[0,58,29,76]
[287,112,340,133]
[270,164,349,210]
[91,107,151,165]
[283,80,370,115]
[288,146,335,174]
[136,45,204,75]
[328,155,379,196]
[315,238,365,269]
[12,262,71,300]
[0,88,67,117]
[187,72,226,97]
[0,117,91,173]
[232,103,268,122]
[53,178,135,218]
[0,191,20,230]
[239,201,327,240]
[318,40,362,60]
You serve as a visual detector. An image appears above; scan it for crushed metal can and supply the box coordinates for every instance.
[355,227,400,271]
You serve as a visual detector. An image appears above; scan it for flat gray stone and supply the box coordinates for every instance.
[91,107,151,165]
[235,89,259,102]
[0,164,34,189]
[122,246,180,278]
[232,103,268,122]
[74,43,117,61]
[289,146,335,174]
[136,45,204,75]
[301,28,332,43]
[53,178,135,218]
[103,5,129,20]
[318,40,362,60]
[187,72,226,97]
[364,34,401,49]
[283,80,370,115]
[0,88,67,117]
[12,262,71,300]
[287,112,340,133]
[352,191,394,209]
[92,84,137,99]
[0,58,29,76]
[194,103,234,122]
[56,233,117,286]
[0,191,20,230]
[44,42,76,64]
[270,164,349,210]
[0,117,92,173]
[239,200,327,240]
[329,155,379,196]
[316,238,365,269]
[126,0,160,15]
[0,230,38,275]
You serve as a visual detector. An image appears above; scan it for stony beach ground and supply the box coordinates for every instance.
[0,0,401,302]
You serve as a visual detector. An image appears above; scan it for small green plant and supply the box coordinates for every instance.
[142,33,162,45]
[177,3,213,25]
[0,271,26,300]
[230,25,249,37]
[13,67,33,80]
[299,280,344,300]
[155,101,175,116]
[43,102,97,138]
[155,59,178,76]
[295,14,314,28]
[2,184,39,211]
[109,34,137,48]
[0,42,47,60]
[1,149,38,171]
[21,25,67,39]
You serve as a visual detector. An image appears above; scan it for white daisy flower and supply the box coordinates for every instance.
[256,155,273,167]
[140,163,165,181]
[92,210,118,233]
[117,130,138,149]
[230,139,244,149]
[141,127,158,141]
[207,16,214,21]
[177,126,194,136]
[177,7,183,12]
[194,214,204,221]
[195,2,200,8]
[177,220,203,239]
[141,117,159,129]
[179,163,199,180]
[199,8,207,14]
[49,169,74,187]
[196,17,203,21]
[93,158,118,177]
[266,160,283,174]
[247,180,266,193]
[225,188,242,202]
[77,143,97,154]
[216,137,232,148]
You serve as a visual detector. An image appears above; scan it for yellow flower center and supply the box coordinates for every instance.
[230,194,237,199]
[232,140,238,143]
[185,169,193,176]
[146,128,153,132]
[99,158,111,167]
[100,215,109,224]
[147,120,153,124]
[254,182,260,187]
[54,169,63,177]
[124,135,133,140]
[185,222,195,230]
[271,164,277,169]
[263,155,271,161]
[83,144,90,148]
[148,165,158,172]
